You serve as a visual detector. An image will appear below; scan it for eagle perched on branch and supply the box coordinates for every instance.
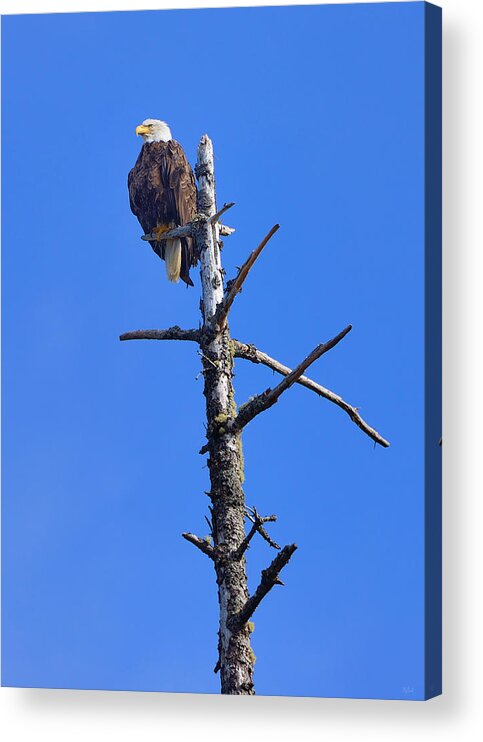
[128,119,197,286]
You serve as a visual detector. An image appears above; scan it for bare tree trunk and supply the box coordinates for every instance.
[121,134,389,695]
[195,135,254,694]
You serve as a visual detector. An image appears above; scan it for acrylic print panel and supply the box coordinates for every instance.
[1,2,442,699]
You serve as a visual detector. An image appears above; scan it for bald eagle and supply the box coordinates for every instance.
[128,119,197,286]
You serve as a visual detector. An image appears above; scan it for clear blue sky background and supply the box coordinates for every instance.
[2,3,427,698]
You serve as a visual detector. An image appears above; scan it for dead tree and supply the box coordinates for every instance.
[120,134,389,695]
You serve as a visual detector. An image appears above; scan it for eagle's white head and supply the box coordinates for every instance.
[135,118,172,143]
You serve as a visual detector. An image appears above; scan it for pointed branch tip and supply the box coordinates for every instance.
[210,202,235,224]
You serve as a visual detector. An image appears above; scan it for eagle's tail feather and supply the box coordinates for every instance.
[164,239,182,283]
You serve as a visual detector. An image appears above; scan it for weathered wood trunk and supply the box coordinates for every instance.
[195,136,255,694]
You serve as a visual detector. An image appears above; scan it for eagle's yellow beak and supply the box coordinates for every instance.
[136,124,150,136]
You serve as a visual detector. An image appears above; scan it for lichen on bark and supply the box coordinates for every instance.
[196,136,255,694]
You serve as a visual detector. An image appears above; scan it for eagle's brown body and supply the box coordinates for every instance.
[128,139,197,286]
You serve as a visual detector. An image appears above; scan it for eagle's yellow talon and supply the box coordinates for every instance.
[153,224,170,240]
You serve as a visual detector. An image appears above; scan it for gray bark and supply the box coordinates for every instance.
[195,135,255,694]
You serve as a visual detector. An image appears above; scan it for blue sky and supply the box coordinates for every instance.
[2,2,427,698]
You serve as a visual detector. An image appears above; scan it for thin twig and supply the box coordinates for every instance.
[233,339,390,448]
[230,325,352,434]
[246,512,280,551]
[198,349,219,368]
[182,532,215,560]
[204,515,214,536]
[213,224,280,332]
[210,202,235,224]
[119,327,201,343]
[227,544,298,631]
[234,508,279,560]
[234,522,260,560]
